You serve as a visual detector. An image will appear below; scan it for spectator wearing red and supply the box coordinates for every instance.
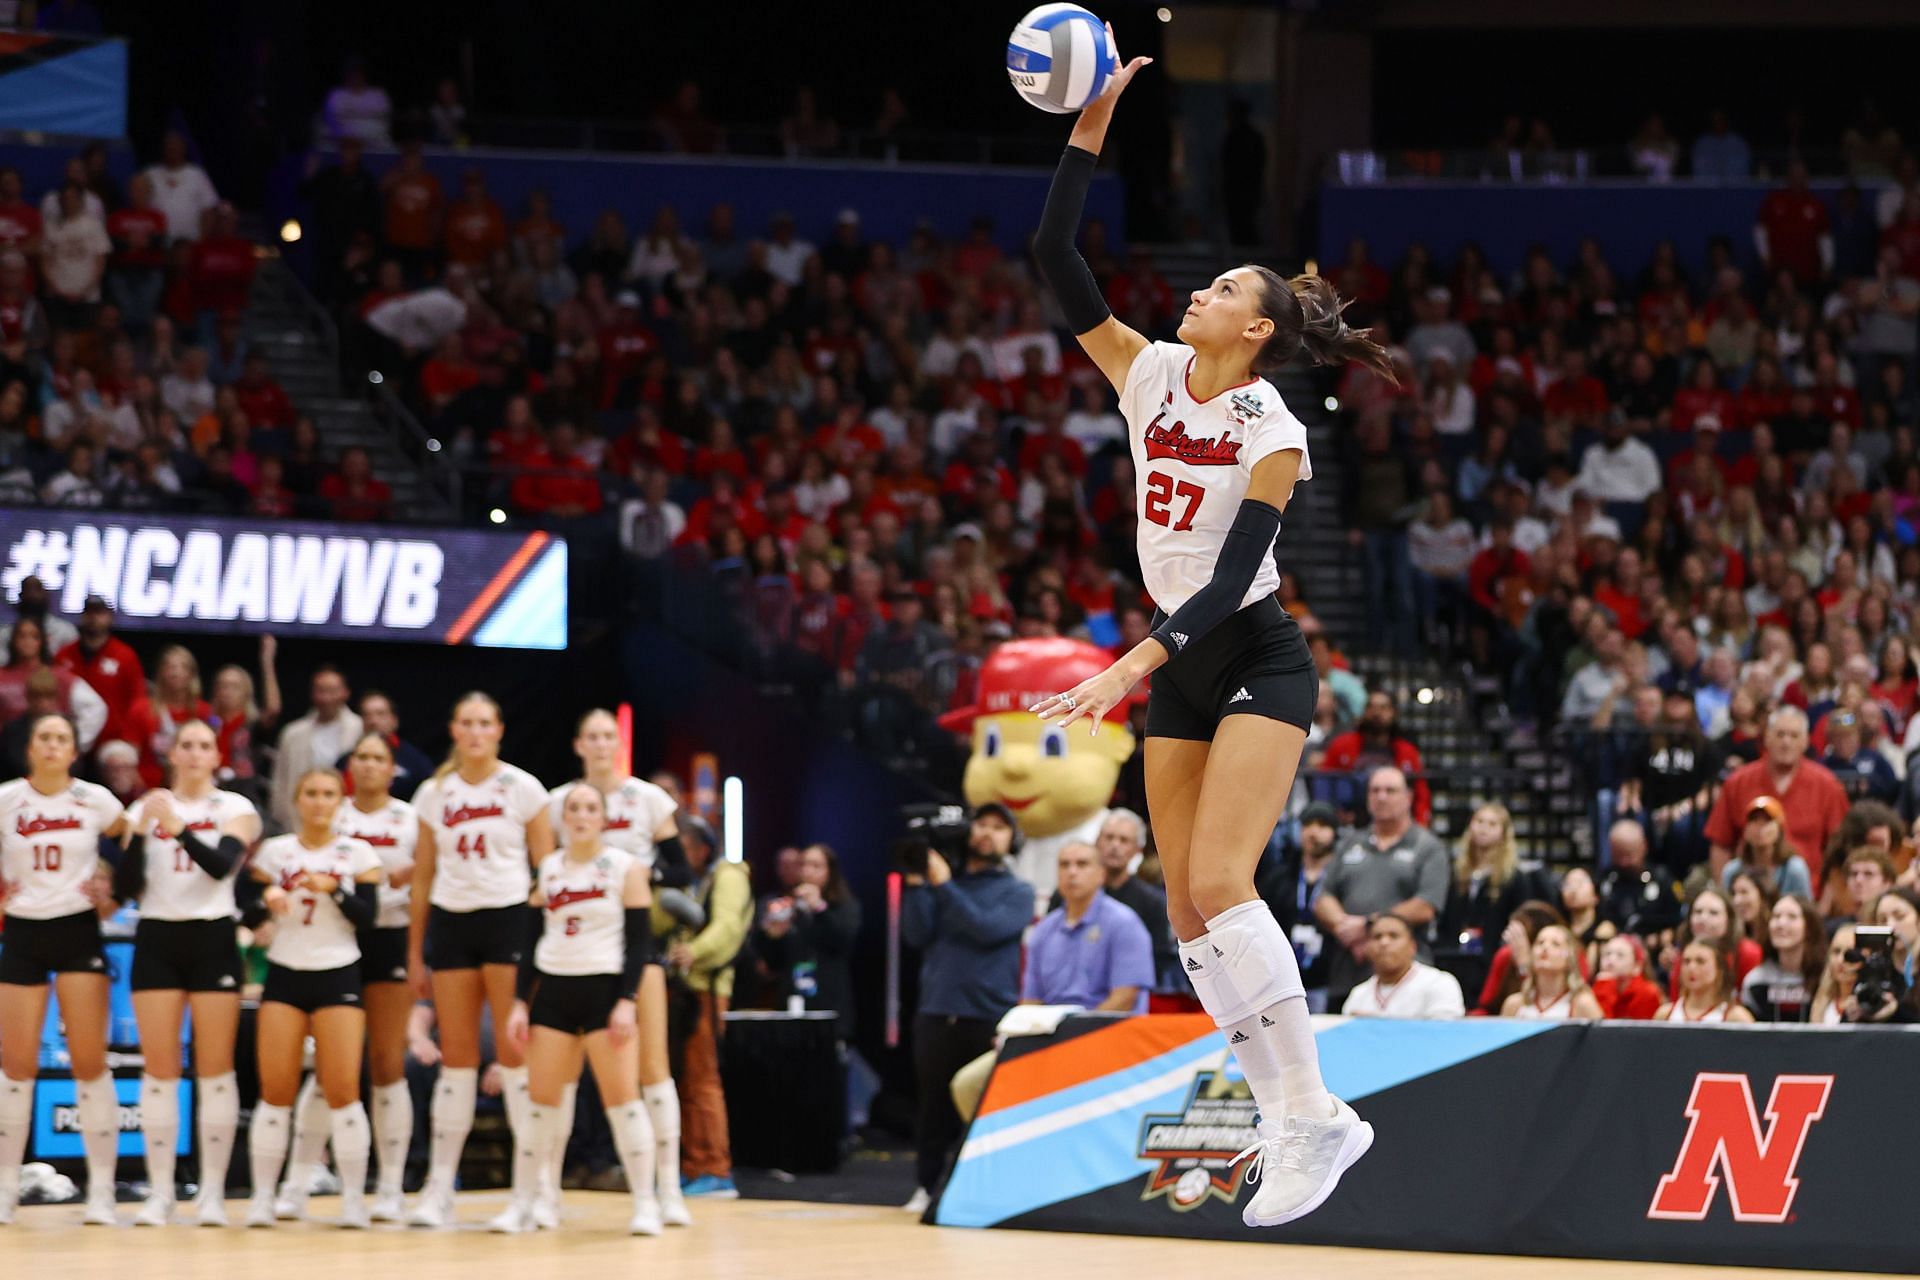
[53,594,145,746]
[1664,886,1763,1002]
[597,290,658,408]
[1338,236,1390,311]
[680,470,764,545]
[950,216,1001,280]
[810,401,886,469]
[605,404,687,477]
[1702,705,1850,891]
[419,332,480,412]
[250,454,297,518]
[379,139,444,276]
[1670,360,1732,433]
[105,171,169,330]
[691,419,750,485]
[1591,934,1664,1020]
[1591,547,1650,640]
[940,430,1015,512]
[121,642,213,786]
[1805,349,1862,429]
[1319,690,1433,825]
[833,562,889,681]
[1104,247,1173,327]
[0,166,41,253]
[1017,400,1088,478]
[510,421,602,517]
[1732,355,1792,428]
[443,167,507,267]
[1541,348,1610,430]
[1754,158,1832,288]
[1468,517,1532,615]
[233,351,293,428]
[318,445,393,522]
[187,202,257,322]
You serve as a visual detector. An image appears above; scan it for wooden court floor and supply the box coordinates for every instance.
[0,1193,1887,1278]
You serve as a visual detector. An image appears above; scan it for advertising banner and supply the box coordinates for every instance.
[0,508,567,649]
[934,1014,1920,1274]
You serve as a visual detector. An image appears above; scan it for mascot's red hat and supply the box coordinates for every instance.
[938,637,1133,733]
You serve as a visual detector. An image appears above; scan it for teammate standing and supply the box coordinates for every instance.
[406,692,553,1227]
[242,768,383,1228]
[115,720,260,1226]
[0,714,127,1225]
[493,784,661,1236]
[1028,36,1396,1228]
[546,708,690,1227]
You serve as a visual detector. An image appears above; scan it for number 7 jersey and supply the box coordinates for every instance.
[1120,340,1311,615]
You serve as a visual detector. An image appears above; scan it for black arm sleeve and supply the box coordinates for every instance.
[1034,145,1112,335]
[515,905,544,1001]
[333,880,378,929]
[1148,499,1284,659]
[177,829,244,879]
[622,906,655,992]
[111,835,146,903]
[651,834,691,890]
[237,873,269,928]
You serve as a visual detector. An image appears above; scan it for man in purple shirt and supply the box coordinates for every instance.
[1022,843,1156,1014]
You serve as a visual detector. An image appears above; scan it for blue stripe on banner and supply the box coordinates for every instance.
[1005,43,1052,74]
[473,540,568,650]
[936,1017,1559,1228]
[0,40,126,138]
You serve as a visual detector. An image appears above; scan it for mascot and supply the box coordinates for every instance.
[939,638,1136,914]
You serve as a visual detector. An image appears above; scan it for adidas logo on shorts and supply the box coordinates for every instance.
[1211,945,1223,958]
[219,975,237,988]
[1185,956,1204,972]
[1170,632,1190,649]
[1228,687,1252,704]
[1260,1014,1275,1027]
[1229,1030,1250,1044]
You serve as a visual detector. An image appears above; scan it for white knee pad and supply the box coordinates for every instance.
[1199,900,1304,1028]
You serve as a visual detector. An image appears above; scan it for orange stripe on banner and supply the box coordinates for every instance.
[978,1014,1216,1116]
[444,531,549,644]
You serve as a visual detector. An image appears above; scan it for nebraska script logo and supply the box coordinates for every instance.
[1647,1073,1831,1223]
[1143,408,1242,467]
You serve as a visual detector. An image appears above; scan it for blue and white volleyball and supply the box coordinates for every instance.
[1006,5,1117,114]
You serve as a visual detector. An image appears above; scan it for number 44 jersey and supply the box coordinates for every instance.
[414,763,548,912]
[1120,341,1312,616]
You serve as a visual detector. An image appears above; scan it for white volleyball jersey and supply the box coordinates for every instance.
[0,777,122,920]
[547,777,676,867]
[534,846,635,978]
[252,832,381,971]
[334,797,421,929]
[414,763,547,912]
[127,788,256,921]
[1120,341,1312,615]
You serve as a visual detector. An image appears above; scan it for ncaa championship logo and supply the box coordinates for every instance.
[1648,1073,1832,1223]
[1136,1068,1258,1211]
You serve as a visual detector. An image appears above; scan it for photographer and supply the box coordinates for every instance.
[755,842,862,1038]
[1844,889,1920,1023]
[899,802,1033,1214]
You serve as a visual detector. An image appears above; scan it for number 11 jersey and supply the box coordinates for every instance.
[1120,341,1311,616]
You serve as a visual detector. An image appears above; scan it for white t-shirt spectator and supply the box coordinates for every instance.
[41,212,110,302]
[1407,515,1476,578]
[161,368,216,423]
[763,237,815,288]
[1341,962,1465,1019]
[1576,436,1663,503]
[42,466,104,507]
[144,161,219,241]
[618,495,686,559]
[1428,383,1476,436]
[920,331,994,380]
[1064,404,1125,452]
[366,287,468,352]
[324,84,393,146]
[38,187,103,227]
[1477,516,1551,556]
[990,329,1062,381]
[793,472,851,522]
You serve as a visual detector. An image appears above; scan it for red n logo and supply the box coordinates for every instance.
[1648,1073,1832,1223]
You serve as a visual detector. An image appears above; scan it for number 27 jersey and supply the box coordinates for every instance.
[1120,341,1311,616]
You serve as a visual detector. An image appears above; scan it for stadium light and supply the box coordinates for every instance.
[1156,6,1171,20]
[488,508,506,525]
[723,776,744,862]
[367,370,384,385]
[1416,687,1436,705]
[279,219,302,243]
[1324,396,1339,411]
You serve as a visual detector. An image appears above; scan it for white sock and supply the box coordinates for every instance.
[607,1100,656,1203]
[329,1104,371,1205]
[641,1081,680,1195]
[371,1081,412,1196]
[498,1064,531,1137]
[249,1102,292,1202]
[547,1082,578,1192]
[512,1101,553,1206]
[197,1073,240,1200]
[1200,900,1331,1123]
[75,1073,119,1198]
[140,1075,180,1199]
[426,1067,477,1191]
[1263,997,1333,1120]
[282,1075,332,1194]
[0,1075,33,1195]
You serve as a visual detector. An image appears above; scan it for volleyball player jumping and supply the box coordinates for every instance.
[1029,40,1396,1227]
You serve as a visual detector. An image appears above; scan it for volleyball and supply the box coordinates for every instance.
[1005,4,1117,114]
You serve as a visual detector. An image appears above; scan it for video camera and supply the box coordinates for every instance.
[891,802,973,877]
[1848,925,1905,1017]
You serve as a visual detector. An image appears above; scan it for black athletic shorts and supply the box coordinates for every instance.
[261,962,363,1013]
[358,925,409,986]
[131,917,243,993]
[1145,596,1318,741]
[528,971,626,1036]
[0,910,107,985]
[425,904,526,971]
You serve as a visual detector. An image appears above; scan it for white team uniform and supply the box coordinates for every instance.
[1119,341,1312,613]
[252,833,382,970]
[334,797,421,929]
[126,789,256,921]
[0,777,123,919]
[413,763,547,912]
[533,847,635,977]
[547,777,676,868]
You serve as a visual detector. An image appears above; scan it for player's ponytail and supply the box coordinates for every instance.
[1245,264,1396,382]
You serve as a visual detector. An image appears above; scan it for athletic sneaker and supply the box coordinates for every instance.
[337,1195,371,1231]
[369,1189,406,1222]
[658,1188,691,1228]
[628,1196,663,1237]
[901,1186,931,1215]
[134,1194,174,1227]
[1233,1097,1373,1228]
[272,1189,308,1221]
[191,1191,228,1227]
[532,1192,560,1231]
[82,1190,119,1225]
[408,1183,455,1228]
[243,1195,277,1228]
[680,1174,737,1199]
[489,1199,536,1234]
